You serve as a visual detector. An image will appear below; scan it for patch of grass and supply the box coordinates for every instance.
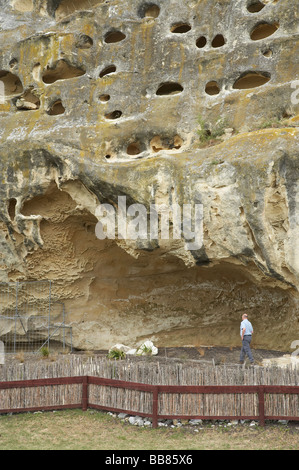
[258,118,288,129]
[255,116,299,131]
[0,410,298,450]
[210,159,224,166]
[197,115,229,146]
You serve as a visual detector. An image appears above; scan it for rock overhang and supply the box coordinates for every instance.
[0,0,298,351]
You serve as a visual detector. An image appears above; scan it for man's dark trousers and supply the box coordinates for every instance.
[240,335,254,363]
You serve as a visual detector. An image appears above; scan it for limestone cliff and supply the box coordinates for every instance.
[0,0,298,351]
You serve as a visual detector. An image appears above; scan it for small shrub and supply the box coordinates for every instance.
[107,349,126,360]
[136,344,153,356]
[197,115,229,145]
[40,346,49,358]
[197,115,210,143]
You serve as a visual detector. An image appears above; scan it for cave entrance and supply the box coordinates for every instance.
[17,182,296,353]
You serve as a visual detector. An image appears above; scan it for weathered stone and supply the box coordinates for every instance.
[0,0,298,352]
[128,416,144,426]
[189,419,203,426]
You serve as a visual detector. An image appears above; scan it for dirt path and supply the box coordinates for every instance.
[158,346,286,365]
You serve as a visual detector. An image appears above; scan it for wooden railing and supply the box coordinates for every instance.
[0,376,298,427]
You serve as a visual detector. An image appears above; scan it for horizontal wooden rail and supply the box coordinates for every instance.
[0,376,298,428]
[88,376,156,392]
[0,376,83,389]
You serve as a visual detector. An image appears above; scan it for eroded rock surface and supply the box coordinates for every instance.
[0,0,298,351]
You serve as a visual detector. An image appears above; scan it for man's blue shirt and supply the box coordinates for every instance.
[240,319,253,337]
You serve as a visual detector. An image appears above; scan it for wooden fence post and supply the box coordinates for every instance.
[258,385,265,426]
[82,376,88,411]
[152,386,158,429]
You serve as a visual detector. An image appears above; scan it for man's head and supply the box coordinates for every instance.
[242,314,248,320]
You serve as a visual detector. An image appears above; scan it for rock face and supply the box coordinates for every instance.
[0,0,298,351]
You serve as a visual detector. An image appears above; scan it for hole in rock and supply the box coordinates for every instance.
[205,81,220,95]
[55,0,104,20]
[262,48,273,57]
[99,94,110,102]
[9,58,18,69]
[247,1,265,13]
[105,110,122,120]
[32,63,41,81]
[0,71,23,98]
[250,22,279,40]
[76,34,93,49]
[211,34,226,48]
[99,65,116,78]
[11,0,33,12]
[196,36,207,48]
[15,89,40,111]
[8,198,17,221]
[171,23,192,34]
[143,4,160,18]
[47,100,65,115]
[105,154,111,159]
[150,135,183,152]
[104,31,126,44]
[233,71,271,89]
[127,142,142,155]
[42,60,85,84]
[156,82,184,96]
[281,110,292,119]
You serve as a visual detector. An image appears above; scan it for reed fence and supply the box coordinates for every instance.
[0,355,298,427]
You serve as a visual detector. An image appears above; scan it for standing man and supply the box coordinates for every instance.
[240,314,254,365]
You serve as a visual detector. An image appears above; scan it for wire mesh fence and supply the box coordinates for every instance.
[0,281,72,355]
